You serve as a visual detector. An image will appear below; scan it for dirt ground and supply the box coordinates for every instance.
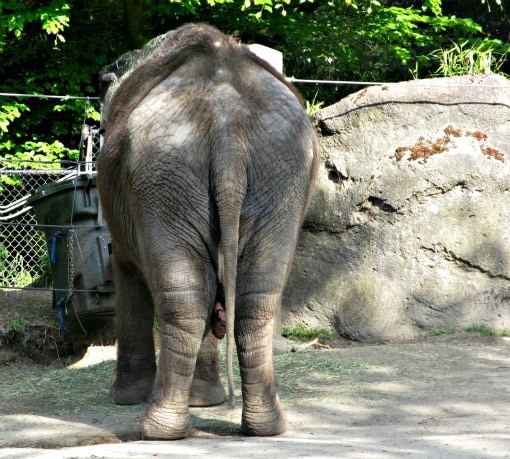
[1,289,510,458]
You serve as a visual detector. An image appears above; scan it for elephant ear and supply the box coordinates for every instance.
[102,72,118,83]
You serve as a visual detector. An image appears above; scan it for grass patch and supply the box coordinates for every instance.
[432,324,510,337]
[10,318,26,333]
[0,360,142,417]
[217,339,366,402]
[2,338,365,419]
[430,40,509,78]
[432,327,457,335]
[275,350,367,400]
[465,324,498,337]
[281,323,337,342]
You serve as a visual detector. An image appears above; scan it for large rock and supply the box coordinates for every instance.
[283,75,510,342]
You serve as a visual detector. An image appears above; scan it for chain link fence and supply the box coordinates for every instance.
[0,125,101,290]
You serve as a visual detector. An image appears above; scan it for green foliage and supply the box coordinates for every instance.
[432,327,457,335]
[10,318,26,334]
[0,0,70,51]
[0,0,508,167]
[0,243,33,288]
[0,101,29,133]
[305,91,324,116]
[0,1,123,179]
[0,139,79,189]
[214,0,508,103]
[465,324,498,336]
[0,1,78,164]
[428,38,509,77]
[282,323,337,342]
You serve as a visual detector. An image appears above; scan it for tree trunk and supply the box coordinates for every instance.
[123,0,148,48]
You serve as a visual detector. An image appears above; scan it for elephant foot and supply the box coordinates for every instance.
[189,377,226,407]
[241,397,287,436]
[111,376,154,405]
[141,405,190,440]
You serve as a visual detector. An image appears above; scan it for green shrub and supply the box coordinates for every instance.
[0,243,33,288]
[429,39,509,77]
[281,323,337,342]
[465,324,498,337]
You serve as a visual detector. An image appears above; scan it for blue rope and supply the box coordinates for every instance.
[48,230,68,263]
[56,298,68,332]
[50,233,58,263]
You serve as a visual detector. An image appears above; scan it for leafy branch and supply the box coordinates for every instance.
[0,0,70,51]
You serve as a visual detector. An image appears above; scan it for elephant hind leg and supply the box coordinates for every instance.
[236,292,287,436]
[111,258,156,405]
[141,257,215,440]
[190,330,226,407]
[141,290,206,440]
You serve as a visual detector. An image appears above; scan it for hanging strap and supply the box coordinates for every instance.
[49,230,68,263]
[56,298,68,332]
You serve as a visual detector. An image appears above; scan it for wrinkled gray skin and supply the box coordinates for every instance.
[97,23,319,440]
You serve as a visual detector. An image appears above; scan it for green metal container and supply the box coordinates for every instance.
[28,175,115,346]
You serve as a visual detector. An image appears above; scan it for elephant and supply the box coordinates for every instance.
[97,23,319,440]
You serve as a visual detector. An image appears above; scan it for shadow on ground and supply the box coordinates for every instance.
[1,332,509,458]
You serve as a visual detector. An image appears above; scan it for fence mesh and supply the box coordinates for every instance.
[0,126,101,290]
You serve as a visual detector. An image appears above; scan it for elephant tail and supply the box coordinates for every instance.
[213,150,248,409]
[222,226,238,409]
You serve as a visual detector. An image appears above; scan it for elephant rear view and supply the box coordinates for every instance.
[97,23,319,440]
